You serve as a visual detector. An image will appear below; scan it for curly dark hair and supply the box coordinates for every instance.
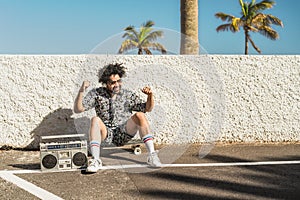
[98,63,126,84]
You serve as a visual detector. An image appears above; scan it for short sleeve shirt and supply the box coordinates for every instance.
[82,87,146,127]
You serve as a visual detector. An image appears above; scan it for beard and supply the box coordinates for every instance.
[112,85,121,94]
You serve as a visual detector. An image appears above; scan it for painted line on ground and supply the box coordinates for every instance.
[103,160,300,169]
[161,160,300,167]
[1,160,300,174]
[0,171,63,200]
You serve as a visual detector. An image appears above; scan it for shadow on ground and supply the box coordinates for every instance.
[131,154,300,199]
[9,163,40,170]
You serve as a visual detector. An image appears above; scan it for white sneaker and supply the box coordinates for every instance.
[86,158,102,173]
[147,151,162,168]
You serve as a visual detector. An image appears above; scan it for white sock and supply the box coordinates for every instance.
[90,140,100,160]
[142,134,155,153]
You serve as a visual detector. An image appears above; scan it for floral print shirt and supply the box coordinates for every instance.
[82,87,146,127]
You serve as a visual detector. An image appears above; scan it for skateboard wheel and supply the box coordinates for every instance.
[134,147,142,155]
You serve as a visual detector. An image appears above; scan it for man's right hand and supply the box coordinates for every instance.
[80,81,90,92]
[74,81,89,113]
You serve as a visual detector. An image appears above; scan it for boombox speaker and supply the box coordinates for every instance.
[40,134,88,172]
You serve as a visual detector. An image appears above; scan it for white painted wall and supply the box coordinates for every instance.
[0,55,299,149]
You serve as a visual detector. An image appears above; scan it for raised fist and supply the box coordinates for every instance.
[80,80,90,92]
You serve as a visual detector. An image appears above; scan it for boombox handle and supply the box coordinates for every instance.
[41,134,86,140]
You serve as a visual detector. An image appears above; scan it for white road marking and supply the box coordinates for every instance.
[3,169,41,174]
[0,160,299,199]
[162,160,300,167]
[0,171,63,200]
[2,160,300,174]
[0,160,300,174]
[101,160,300,169]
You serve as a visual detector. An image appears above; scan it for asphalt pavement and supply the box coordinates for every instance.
[0,143,300,200]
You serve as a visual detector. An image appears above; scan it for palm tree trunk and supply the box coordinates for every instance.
[244,29,249,55]
[138,48,143,55]
[248,36,262,54]
[180,0,199,54]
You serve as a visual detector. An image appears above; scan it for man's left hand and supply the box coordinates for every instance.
[141,86,152,96]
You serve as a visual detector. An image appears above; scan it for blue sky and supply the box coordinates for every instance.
[0,0,298,55]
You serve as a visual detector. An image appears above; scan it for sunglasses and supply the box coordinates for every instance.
[107,79,122,85]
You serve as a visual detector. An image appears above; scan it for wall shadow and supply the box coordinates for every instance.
[26,108,90,150]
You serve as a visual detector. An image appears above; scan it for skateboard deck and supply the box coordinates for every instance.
[102,141,144,155]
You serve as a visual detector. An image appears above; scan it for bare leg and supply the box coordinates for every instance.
[126,112,155,153]
[89,116,107,160]
[126,112,150,137]
[86,116,108,172]
[126,112,161,167]
[89,116,107,141]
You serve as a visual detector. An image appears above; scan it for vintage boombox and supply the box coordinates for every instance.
[40,134,88,172]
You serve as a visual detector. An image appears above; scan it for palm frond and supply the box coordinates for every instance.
[244,3,249,16]
[143,20,155,28]
[118,40,138,54]
[216,24,239,33]
[247,3,257,19]
[252,13,283,29]
[258,26,279,40]
[232,18,242,31]
[252,0,275,12]
[251,13,266,26]
[146,43,167,54]
[246,25,259,32]
[142,30,163,44]
[266,14,284,27]
[143,48,152,55]
[139,27,153,42]
[215,13,236,22]
[122,32,138,42]
[239,0,246,16]
[123,26,139,39]
[249,0,256,7]
[124,25,134,31]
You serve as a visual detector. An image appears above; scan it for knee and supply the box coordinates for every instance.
[135,112,146,120]
[91,116,101,124]
[133,112,149,125]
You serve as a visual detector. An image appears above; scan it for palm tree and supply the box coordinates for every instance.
[215,0,283,54]
[180,0,199,54]
[118,20,166,55]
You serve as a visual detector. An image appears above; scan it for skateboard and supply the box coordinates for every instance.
[125,141,143,155]
[102,141,143,155]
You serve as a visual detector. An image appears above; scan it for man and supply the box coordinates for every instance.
[74,63,161,172]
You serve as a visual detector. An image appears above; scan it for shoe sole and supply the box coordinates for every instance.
[85,169,98,173]
[147,163,162,168]
[85,167,101,173]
